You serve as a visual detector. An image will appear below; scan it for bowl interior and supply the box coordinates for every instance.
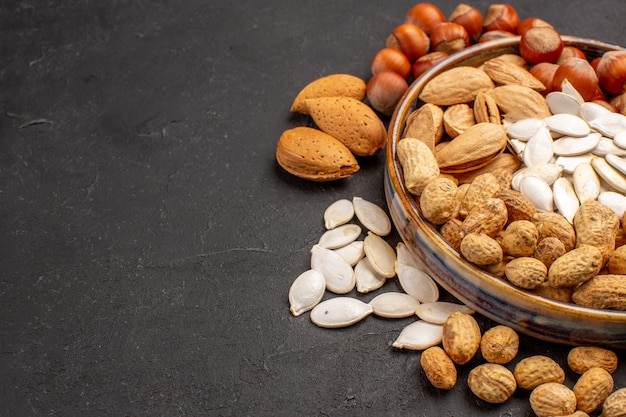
[386,36,626,348]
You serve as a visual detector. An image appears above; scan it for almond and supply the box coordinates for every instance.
[435,122,508,174]
[306,96,386,156]
[487,84,552,119]
[402,103,444,152]
[482,59,546,91]
[275,126,359,181]
[419,66,495,106]
[290,73,366,114]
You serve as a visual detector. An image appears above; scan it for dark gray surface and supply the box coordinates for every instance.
[2,1,626,416]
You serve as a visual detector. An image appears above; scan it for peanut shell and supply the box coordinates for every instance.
[442,312,481,365]
[397,138,440,196]
[567,346,619,374]
[480,325,519,364]
[529,382,577,417]
[548,245,603,288]
[420,346,457,390]
[572,274,626,310]
[468,363,517,404]
[514,355,565,390]
[573,367,614,413]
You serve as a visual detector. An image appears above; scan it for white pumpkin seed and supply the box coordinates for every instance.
[354,257,386,293]
[520,175,554,212]
[579,101,612,123]
[546,91,581,115]
[324,198,354,229]
[352,196,392,236]
[363,232,397,278]
[592,136,626,157]
[613,130,626,149]
[605,154,626,176]
[506,118,546,141]
[560,79,586,104]
[598,191,626,218]
[310,244,355,294]
[310,297,373,328]
[573,162,601,203]
[552,177,580,223]
[395,242,422,269]
[508,138,526,156]
[368,292,420,318]
[511,163,563,191]
[288,269,326,317]
[414,301,475,325]
[552,132,601,156]
[555,154,594,174]
[589,112,626,138]
[333,240,364,266]
[545,114,590,137]
[395,263,439,303]
[391,320,443,350]
[318,223,362,250]
[523,126,554,166]
[591,156,626,193]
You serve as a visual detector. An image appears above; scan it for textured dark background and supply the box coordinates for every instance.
[2,1,626,416]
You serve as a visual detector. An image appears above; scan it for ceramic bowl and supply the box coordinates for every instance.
[385,36,626,348]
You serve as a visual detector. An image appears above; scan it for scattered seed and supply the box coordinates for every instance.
[545,113,590,137]
[368,292,420,318]
[363,232,397,278]
[354,256,386,293]
[552,132,601,156]
[310,297,373,328]
[395,262,439,303]
[311,244,355,294]
[318,223,362,249]
[353,196,392,236]
[324,198,354,229]
[598,191,626,218]
[392,320,443,350]
[552,177,580,224]
[333,240,364,266]
[573,162,601,203]
[415,301,475,325]
[591,156,626,193]
[519,175,554,212]
[523,126,554,167]
[288,269,326,317]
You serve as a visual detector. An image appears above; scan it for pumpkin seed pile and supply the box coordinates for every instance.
[505,80,626,220]
[288,196,473,350]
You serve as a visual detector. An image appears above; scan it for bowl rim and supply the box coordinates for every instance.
[386,35,626,345]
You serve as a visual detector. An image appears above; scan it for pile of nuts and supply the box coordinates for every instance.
[390,5,626,311]
[424,312,625,416]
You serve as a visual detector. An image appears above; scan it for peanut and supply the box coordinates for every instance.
[468,363,517,404]
[567,346,619,374]
[480,325,519,364]
[529,382,577,417]
[514,355,565,390]
[600,387,626,417]
[442,312,481,365]
[420,346,457,390]
[397,137,440,196]
[573,367,614,413]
